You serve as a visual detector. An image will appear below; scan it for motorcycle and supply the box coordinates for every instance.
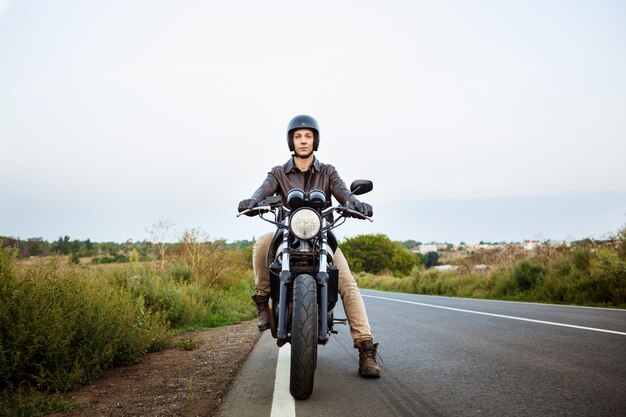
[237,179,373,400]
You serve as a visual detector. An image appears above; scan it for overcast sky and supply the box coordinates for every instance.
[1,0,625,244]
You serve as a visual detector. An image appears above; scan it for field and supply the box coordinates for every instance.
[357,231,626,308]
[0,242,256,416]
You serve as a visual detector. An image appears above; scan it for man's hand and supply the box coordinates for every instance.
[346,201,373,217]
[238,198,258,216]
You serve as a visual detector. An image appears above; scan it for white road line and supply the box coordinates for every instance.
[363,294,626,336]
[271,344,296,417]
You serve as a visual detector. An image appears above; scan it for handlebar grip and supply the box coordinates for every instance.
[337,206,373,221]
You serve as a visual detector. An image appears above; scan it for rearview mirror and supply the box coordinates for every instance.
[349,180,373,196]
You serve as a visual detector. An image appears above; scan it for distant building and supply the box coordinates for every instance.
[548,240,571,247]
[434,265,459,271]
[413,244,438,254]
[522,240,541,250]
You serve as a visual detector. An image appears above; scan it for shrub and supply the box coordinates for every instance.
[584,248,626,305]
[391,247,420,277]
[0,251,170,394]
[91,254,129,264]
[69,252,81,264]
[488,267,517,298]
[616,224,626,260]
[423,251,439,269]
[571,247,591,270]
[98,264,256,331]
[512,260,545,292]
[341,234,419,275]
[170,235,250,288]
[168,262,194,282]
[1,240,257,415]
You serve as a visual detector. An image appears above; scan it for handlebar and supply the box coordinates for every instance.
[237,203,372,223]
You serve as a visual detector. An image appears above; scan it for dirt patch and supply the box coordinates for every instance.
[47,321,260,417]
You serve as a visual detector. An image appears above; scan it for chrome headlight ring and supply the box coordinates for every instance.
[289,208,322,240]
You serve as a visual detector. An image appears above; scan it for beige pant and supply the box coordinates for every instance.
[252,232,373,345]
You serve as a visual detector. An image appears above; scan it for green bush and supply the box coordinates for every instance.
[168,262,194,282]
[91,255,129,264]
[539,247,590,303]
[392,247,420,277]
[0,388,71,417]
[0,251,170,394]
[512,260,545,292]
[341,234,419,275]
[584,248,626,305]
[571,247,592,270]
[98,265,256,331]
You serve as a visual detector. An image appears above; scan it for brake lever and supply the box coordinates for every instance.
[336,206,373,222]
[236,205,272,217]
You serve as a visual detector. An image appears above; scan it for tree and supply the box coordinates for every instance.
[616,224,626,260]
[423,251,439,269]
[51,236,72,255]
[340,234,420,275]
[392,246,420,276]
[83,239,94,256]
[129,248,141,263]
[25,238,44,257]
[69,239,81,254]
[69,252,81,264]
[399,240,420,250]
[341,234,397,274]
[177,227,210,284]
[146,219,175,270]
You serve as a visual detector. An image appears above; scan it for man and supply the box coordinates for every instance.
[238,115,380,378]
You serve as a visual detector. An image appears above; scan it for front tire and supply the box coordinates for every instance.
[290,274,318,400]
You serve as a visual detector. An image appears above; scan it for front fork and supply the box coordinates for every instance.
[317,227,331,343]
[276,219,332,343]
[277,219,291,340]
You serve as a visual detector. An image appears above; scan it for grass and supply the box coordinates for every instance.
[0,244,256,417]
[357,239,626,309]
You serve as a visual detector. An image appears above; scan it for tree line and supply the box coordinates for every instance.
[0,235,258,264]
[1,233,433,272]
[0,236,149,262]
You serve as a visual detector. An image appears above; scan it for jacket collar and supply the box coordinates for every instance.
[283,156,320,173]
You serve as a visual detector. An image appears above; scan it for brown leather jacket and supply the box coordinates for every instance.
[250,157,358,208]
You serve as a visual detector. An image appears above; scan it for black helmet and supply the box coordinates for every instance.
[287,115,320,152]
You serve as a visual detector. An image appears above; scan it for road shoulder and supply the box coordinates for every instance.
[47,320,260,417]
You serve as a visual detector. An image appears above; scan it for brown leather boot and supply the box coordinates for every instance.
[356,339,380,378]
[251,294,270,332]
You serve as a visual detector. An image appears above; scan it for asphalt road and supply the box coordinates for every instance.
[216,290,626,417]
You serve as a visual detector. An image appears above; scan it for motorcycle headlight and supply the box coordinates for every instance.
[290,208,321,240]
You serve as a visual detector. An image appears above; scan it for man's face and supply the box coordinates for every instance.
[292,128,315,158]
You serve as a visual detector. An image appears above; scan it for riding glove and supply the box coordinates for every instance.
[238,198,257,215]
[347,201,373,217]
